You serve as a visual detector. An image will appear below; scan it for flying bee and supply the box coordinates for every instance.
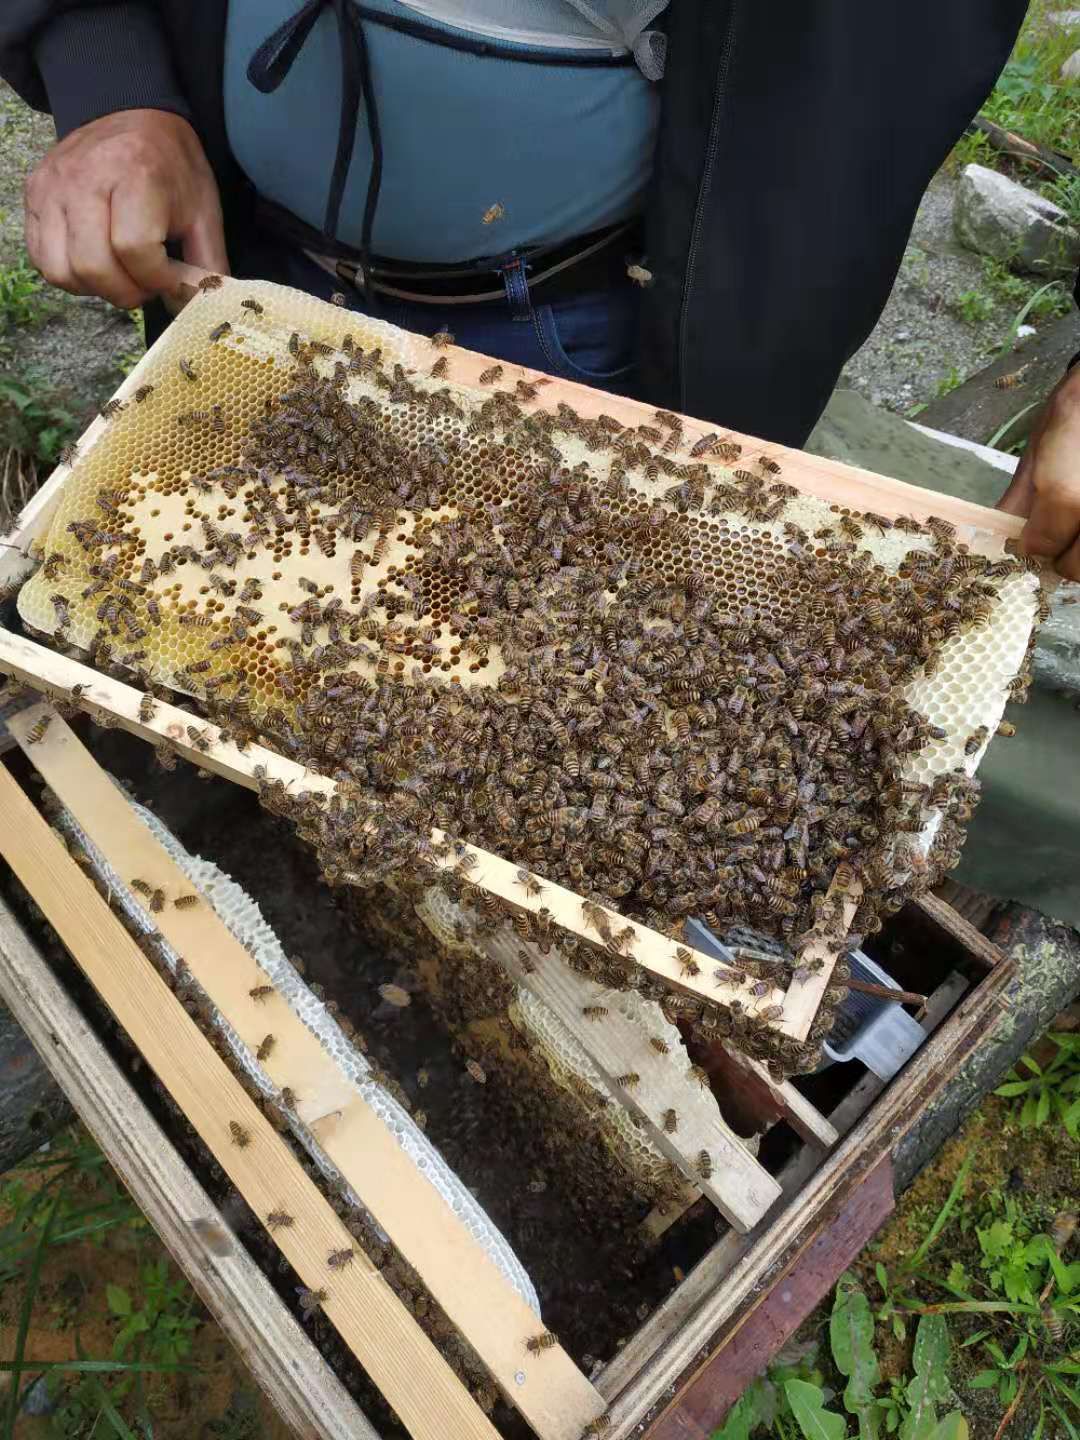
[241,298,264,315]
[228,1121,250,1148]
[173,894,199,909]
[526,1332,558,1354]
[328,1246,355,1269]
[479,364,504,385]
[465,1059,487,1084]
[179,358,198,382]
[430,356,449,379]
[696,1149,712,1179]
[249,983,275,1001]
[994,362,1032,390]
[256,1034,275,1062]
[482,201,506,224]
[582,1005,608,1021]
[266,1209,293,1229]
[26,714,52,744]
[431,329,454,348]
[59,441,79,465]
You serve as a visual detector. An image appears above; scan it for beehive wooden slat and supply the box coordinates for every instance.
[0,759,506,1440]
[7,703,607,1440]
[0,891,374,1440]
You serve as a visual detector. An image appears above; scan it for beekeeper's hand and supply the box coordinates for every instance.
[24,109,228,311]
[998,364,1080,583]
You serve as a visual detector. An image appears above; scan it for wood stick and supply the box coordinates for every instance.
[835,979,927,1007]
[0,629,800,1023]
[0,758,502,1440]
[8,703,605,1440]
[0,892,374,1440]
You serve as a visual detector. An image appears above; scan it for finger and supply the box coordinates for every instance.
[1022,481,1080,559]
[1055,533,1080,584]
[110,177,174,296]
[180,197,230,276]
[25,199,72,292]
[65,190,147,308]
[995,458,1035,517]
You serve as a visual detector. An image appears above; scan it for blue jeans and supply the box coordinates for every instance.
[271,246,640,396]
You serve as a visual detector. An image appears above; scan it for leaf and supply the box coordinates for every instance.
[967,1365,1002,1388]
[993,1081,1031,1098]
[1036,1087,1051,1127]
[912,1316,952,1404]
[713,1386,764,1440]
[106,1285,131,1317]
[926,1417,968,1440]
[783,1379,848,1440]
[900,1375,938,1440]
[830,1275,881,1410]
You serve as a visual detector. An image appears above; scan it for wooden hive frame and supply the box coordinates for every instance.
[0,269,1028,1049]
[0,738,1014,1440]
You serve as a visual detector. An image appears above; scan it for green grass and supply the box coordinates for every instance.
[0,259,52,335]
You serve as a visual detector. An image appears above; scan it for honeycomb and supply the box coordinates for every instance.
[18,276,1041,1036]
[55,789,539,1314]
[415,884,717,1193]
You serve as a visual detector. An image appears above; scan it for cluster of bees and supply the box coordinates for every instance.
[34,293,1043,1078]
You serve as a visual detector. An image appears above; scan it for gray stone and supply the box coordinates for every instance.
[954,164,1080,276]
[1061,46,1080,80]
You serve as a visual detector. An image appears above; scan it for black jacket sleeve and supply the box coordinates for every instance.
[0,1,191,138]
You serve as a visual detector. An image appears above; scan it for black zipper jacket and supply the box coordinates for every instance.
[1,0,1030,446]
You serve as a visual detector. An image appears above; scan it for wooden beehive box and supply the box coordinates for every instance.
[0,271,1028,1440]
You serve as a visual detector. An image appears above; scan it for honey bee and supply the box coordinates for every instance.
[615,1072,640,1089]
[696,1149,712,1179]
[228,1121,251,1148]
[328,1246,355,1268]
[465,1059,487,1084]
[994,363,1032,390]
[249,983,275,1001]
[479,365,504,385]
[26,714,52,744]
[256,1034,275,1062]
[173,894,199,909]
[241,298,264,315]
[964,725,989,756]
[997,720,1016,737]
[482,202,506,224]
[100,398,125,420]
[582,1415,612,1437]
[756,1004,785,1022]
[197,273,223,291]
[186,725,213,752]
[515,868,545,898]
[688,1064,710,1089]
[526,1332,558,1354]
[430,357,449,379]
[59,441,79,465]
[297,1287,327,1318]
[674,947,700,979]
[582,1005,608,1021]
[662,1108,678,1133]
[649,1037,670,1055]
[280,1086,297,1108]
[179,358,198,382]
[266,1209,294,1229]
[431,330,454,348]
